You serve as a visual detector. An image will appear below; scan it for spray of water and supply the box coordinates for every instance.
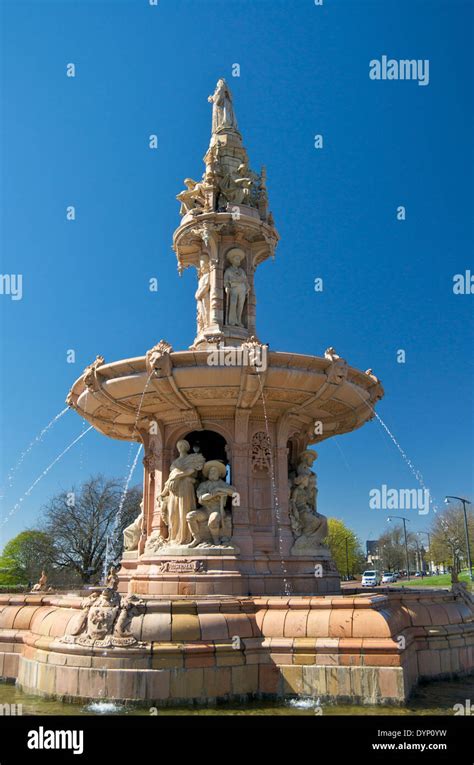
[101,371,154,580]
[1,407,70,496]
[102,443,143,581]
[354,389,438,512]
[257,374,291,596]
[1,426,93,529]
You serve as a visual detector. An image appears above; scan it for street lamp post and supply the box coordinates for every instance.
[388,515,411,581]
[345,536,350,580]
[445,496,473,582]
[417,531,432,574]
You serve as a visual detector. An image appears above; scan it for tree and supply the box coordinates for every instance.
[0,530,54,586]
[375,525,420,573]
[429,504,474,572]
[326,518,365,577]
[41,475,142,584]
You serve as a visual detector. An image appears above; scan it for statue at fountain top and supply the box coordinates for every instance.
[208,78,238,134]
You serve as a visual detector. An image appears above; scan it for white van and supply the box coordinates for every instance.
[361,570,381,587]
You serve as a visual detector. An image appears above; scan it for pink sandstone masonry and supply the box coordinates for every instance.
[1,590,473,706]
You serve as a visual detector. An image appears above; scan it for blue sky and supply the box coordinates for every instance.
[0,0,472,551]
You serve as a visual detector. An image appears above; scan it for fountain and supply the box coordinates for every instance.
[1,80,472,706]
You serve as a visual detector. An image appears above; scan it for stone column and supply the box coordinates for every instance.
[228,442,253,557]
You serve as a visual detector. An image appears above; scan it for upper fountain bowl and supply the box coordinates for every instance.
[66,345,384,445]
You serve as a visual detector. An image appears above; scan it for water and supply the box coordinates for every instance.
[257,374,291,596]
[1,426,93,529]
[85,701,125,714]
[0,676,472,716]
[0,407,70,498]
[102,444,143,580]
[101,372,154,579]
[353,389,438,513]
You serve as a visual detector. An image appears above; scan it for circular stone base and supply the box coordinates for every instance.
[9,590,474,706]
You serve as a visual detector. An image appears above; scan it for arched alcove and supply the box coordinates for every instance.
[184,429,228,465]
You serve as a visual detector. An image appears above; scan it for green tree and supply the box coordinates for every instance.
[0,530,54,586]
[326,518,365,577]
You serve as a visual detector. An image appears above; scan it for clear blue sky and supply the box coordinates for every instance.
[0,0,472,552]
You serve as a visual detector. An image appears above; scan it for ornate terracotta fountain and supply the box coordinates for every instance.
[1,81,471,707]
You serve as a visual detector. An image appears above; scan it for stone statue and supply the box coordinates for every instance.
[177,178,206,216]
[224,248,249,327]
[123,501,143,552]
[187,461,235,547]
[62,580,146,648]
[289,451,330,557]
[106,566,120,590]
[208,79,238,134]
[195,254,210,331]
[295,449,318,477]
[324,347,348,385]
[31,570,48,592]
[159,440,205,545]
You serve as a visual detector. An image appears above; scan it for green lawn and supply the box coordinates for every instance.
[392,571,474,591]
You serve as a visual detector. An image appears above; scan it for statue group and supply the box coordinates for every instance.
[176,79,267,219]
[124,439,237,555]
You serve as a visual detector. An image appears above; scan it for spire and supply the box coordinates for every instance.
[172,80,279,350]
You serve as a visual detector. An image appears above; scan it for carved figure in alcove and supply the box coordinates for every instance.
[187,461,235,547]
[224,248,249,327]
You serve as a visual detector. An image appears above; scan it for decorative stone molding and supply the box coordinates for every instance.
[251,431,272,472]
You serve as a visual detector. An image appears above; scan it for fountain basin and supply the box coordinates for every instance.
[1,590,472,706]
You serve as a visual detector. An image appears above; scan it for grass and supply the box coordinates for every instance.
[392,571,474,591]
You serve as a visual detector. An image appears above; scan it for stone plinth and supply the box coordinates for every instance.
[118,554,340,597]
